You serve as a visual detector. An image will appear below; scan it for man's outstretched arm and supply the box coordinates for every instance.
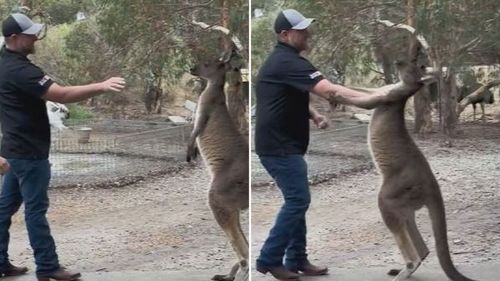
[42,77,126,103]
[311,79,397,110]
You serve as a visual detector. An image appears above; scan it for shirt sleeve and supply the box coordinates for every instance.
[284,57,324,92]
[14,63,54,98]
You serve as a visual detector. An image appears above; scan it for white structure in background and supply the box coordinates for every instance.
[254,8,264,18]
[46,101,69,130]
[184,99,197,122]
[76,11,86,22]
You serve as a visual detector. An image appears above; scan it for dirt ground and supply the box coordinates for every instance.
[3,102,499,280]
[251,120,500,280]
[6,163,248,277]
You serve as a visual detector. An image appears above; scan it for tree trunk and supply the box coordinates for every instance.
[221,0,231,50]
[413,86,433,134]
[221,0,247,135]
[440,70,458,142]
[408,0,433,134]
[372,8,393,84]
[226,70,247,135]
[373,37,394,84]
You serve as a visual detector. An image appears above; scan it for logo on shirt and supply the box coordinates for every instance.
[38,75,51,86]
[309,71,322,79]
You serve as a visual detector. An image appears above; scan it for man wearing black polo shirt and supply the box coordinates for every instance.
[255,9,388,280]
[0,13,125,281]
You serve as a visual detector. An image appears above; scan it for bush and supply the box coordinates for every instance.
[67,104,94,120]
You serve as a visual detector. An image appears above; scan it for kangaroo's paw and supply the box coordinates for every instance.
[212,274,235,281]
[391,261,422,281]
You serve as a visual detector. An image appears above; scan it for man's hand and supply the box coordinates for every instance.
[312,114,329,129]
[309,103,329,129]
[0,157,10,175]
[101,77,126,92]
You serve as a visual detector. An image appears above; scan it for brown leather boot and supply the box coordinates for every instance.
[0,261,28,276]
[256,264,300,280]
[36,267,81,281]
[295,261,328,276]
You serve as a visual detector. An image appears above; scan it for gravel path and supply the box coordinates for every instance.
[7,164,248,277]
[251,123,500,280]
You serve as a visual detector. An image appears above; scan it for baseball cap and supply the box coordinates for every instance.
[2,13,44,37]
[274,9,314,33]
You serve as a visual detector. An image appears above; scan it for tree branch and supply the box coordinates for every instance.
[455,37,482,56]
[191,19,244,52]
[376,19,430,51]
[172,0,215,13]
[368,66,385,75]
[456,78,500,116]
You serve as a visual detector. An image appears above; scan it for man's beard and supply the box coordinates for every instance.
[22,45,35,55]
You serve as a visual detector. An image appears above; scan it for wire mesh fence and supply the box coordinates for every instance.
[29,119,192,188]
[251,119,373,187]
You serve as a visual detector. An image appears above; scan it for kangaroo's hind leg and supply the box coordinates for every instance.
[209,178,249,281]
[379,196,422,281]
[407,212,430,261]
[389,212,430,279]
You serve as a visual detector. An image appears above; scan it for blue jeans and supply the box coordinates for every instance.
[0,159,59,274]
[257,154,311,270]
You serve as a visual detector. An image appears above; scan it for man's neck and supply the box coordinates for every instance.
[277,40,300,53]
[4,44,27,56]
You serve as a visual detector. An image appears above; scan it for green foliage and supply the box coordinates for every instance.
[252,0,500,86]
[45,0,81,24]
[0,0,23,20]
[251,14,275,79]
[67,104,94,120]
[2,0,248,110]
[417,0,500,65]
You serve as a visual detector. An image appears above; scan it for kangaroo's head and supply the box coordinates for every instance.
[190,50,233,81]
[395,60,424,86]
[395,42,436,87]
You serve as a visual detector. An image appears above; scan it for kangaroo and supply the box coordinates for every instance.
[144,83,163,114]
[187,50,249,281]
[328,59,476,281]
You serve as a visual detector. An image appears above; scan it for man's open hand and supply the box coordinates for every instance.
[101,77,126,92]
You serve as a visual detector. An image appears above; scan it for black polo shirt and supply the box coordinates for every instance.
[255,42,324,156]
[0,48,54,160]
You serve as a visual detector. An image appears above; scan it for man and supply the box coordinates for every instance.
[0,13,125,281]
[255,9,387,280]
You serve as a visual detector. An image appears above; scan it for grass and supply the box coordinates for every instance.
[67,104,94,120]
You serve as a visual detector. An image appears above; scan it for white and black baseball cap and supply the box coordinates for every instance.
[274,9,314,33]
[2,13,44,37]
